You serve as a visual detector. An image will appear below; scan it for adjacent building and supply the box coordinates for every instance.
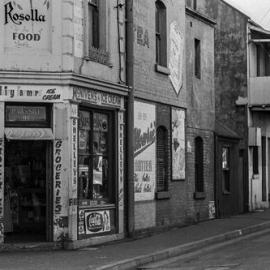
[132,0,187,233]
[185,0,216,222]
[213,0,270,216]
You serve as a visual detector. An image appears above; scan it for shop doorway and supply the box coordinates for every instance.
[4,140,52,242]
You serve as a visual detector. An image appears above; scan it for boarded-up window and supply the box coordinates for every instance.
[195,137,204,192]
[194,38,201,79]
[157,126,168,191]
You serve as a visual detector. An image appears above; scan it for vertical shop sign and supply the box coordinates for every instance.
[4,0,51,50]
[118,112,124,209]
[169,21,184,95]
[134,101,156,201]
[0,139,4,239]
[54,139,64,218]
[72,113,78,188]
[172,108,185,180]
[70,104,78,212]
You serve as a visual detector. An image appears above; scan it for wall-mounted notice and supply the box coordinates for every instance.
[169,21,184,95]
[134,101,156,201]
[4,0,51,50]
[172,108,185,180]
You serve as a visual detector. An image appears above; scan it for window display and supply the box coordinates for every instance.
[78,110,114,205]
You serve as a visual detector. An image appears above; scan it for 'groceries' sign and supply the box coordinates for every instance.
[4,0,50,50]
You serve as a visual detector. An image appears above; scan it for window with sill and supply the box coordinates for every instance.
[85,0,110,65]
[78,109,115,205]
[155,0,167,68]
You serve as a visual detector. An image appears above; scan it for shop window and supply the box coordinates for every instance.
[85,0,110,65]
[222,147,230,193]
[78,109,115,205]
[194,38,201,79]
[253,146,259,175]
[155,0,167,68]
[195,137,204,193]
[156,126,168,192]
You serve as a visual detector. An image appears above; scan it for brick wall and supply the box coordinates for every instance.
[186,128,215,221]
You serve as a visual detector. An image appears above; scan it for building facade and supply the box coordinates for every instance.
[212,0,270,215]
[185,0,216,222]
[248,24,270,211]
[132,0,188,233]
[0,0,128,247]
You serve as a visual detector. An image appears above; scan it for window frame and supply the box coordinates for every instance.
[194,137,205,199]
[84,0,111,66]
[155,0,167,68]
[156,126,169,193]
[78,108,116,206]
[194,38,201,79]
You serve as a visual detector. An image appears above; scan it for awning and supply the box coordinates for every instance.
[5,128,54,140]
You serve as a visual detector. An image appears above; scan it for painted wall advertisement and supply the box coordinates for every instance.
[78,210,111,235]
[169,21,184,95]
[172,108,185,180]
[134,101,156,201]
[0,85,67,102]
[4,0,51,50]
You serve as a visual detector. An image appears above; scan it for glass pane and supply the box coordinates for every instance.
[78,165,91,199]
[79,130,89,153]
[92,156,109,203]
[79,111,91,154]
[79,111,91,130]
[93,113,108,154]
[222,147,229,169]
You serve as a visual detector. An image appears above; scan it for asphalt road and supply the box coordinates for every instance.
[142,232,270,270]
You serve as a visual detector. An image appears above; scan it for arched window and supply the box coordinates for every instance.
[195,137,204,192]
[155,1,167,67]
[156,126,168,192]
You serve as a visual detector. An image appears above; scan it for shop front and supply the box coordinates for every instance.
[3,104,54,242]
[0,84,126,246]
[0,85,69,244]
[72,87,125,245]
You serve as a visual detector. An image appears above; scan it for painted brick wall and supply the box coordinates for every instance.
[133,0,186,108]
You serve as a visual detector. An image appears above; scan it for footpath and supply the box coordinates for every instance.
[1,210,270,270]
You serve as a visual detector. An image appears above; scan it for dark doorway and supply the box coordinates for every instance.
[4,141,47,242]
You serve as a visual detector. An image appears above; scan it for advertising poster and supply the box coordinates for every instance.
[4,0,51,50]
[172,108,185,180]
[84,210,111,235]
[134,101,156,201]
[169,21,184,95]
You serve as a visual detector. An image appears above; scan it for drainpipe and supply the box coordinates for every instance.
[125,0,135,237]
